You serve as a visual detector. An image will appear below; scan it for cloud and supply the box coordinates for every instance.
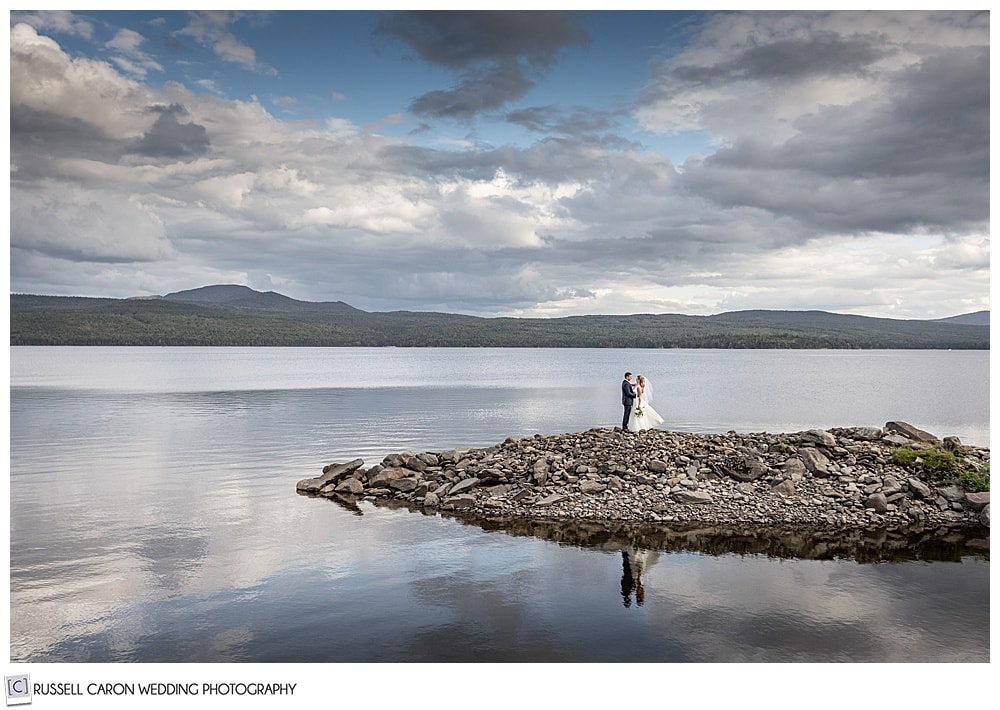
[9,10,94,39]
[175,11,275,75]
[105,28,164,78]
[375,10,590,121]
[7,13,990,320]
[130,104,211,159]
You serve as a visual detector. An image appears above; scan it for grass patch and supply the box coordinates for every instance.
[891,447,989,492]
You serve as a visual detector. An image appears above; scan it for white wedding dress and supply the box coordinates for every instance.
[628,385,664,431]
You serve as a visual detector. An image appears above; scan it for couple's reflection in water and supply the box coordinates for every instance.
[620,548,659,608]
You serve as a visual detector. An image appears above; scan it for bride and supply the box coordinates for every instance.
[628,374,664,432]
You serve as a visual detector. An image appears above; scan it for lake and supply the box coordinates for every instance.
[7,348,989,683]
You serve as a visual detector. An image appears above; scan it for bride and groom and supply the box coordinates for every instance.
[621,372,664,433]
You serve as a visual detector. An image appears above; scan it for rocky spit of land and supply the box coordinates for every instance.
[297,421,990,532]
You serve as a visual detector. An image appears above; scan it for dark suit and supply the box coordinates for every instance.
[621,378,636,430]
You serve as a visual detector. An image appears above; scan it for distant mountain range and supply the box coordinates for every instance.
[9,284,990,349]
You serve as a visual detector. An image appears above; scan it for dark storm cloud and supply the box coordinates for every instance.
[11,105,124,170]
[130,104,210,159]
[375,11,590,120]
[666,31,887,88]
[683,45,989,234]
[505,105,623,139]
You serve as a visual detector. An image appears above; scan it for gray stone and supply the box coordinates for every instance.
[771,479,796,496]
[800,429,837,448]
[938,485,965,503]
[449,477,480,496]
[445,494,476,509]
[532,457,550,485]
[580,480,607,495]
[334,478,365,495]
[647,460,669,473]
[367,466,409,488]
[850,426,884,441]
[798,448,833,477]
[534,493,570,508]
[671,489,714,505]
[964,492,990,511]
[907,478,931,498]
[716,458,767,482]
[885,421,939,443]
[882,434,913,446]
[865,492,888,513]
[942,436,963,452]
[780,458,808,478]
[297,458,365,492]
[980,503,990,527]
[390,478,420,493]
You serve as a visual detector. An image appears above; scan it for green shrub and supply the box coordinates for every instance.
[891,446,988,491]
[959,465,990,493]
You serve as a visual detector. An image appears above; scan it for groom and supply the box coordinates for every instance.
[621,372,636,432]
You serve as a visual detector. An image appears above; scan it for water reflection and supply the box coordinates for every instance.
[362,497,989,563]
[620,549,659,607]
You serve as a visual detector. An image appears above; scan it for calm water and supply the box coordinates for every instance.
[8,347,990,665]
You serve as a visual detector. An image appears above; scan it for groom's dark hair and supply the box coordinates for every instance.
[624,372,632,378]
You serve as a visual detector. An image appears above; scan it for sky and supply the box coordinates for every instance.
[7,7,992,319]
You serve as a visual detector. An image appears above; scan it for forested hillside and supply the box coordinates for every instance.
[9,286,990,349]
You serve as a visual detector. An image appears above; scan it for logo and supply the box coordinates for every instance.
[5,676,31,706]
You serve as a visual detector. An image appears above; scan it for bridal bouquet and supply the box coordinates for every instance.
[634,407,644,417]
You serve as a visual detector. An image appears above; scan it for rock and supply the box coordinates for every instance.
[672,489,714,505]
[715,457,767,482]
[334,478,365,495]
[367,466,409,488]
[865,492,888,513]
[942,436,963,452]
[780,458,808,478]
[534,493,570,508]
[850,426,884,441]
[885,421,939,443]
[938,485,965,503]
[580,480,607,495]
[390,478,420,493]
[800,429,837,448]
[445,494,476,509]
[798,448,833,477]
[297,458,365,492]
[449,477,480,496]
[532,457,550,485]
[964,492,990,511]
[882,434,913,446]
[907,477,932,499]
[771,479,796,496]
[312,426,989,530]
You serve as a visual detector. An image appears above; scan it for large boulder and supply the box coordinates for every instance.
[865,492,888,513]
[964,492,990,511]
[671,489,714,505]
[297,458,364,492]
[799,429,837,448]
[334,478,365,495]
[771,479,796,497]
[885,421,939,443]
[449,477,480,496]
[907,477,932,499]
[367,466,410,488]
[798,448,833,477]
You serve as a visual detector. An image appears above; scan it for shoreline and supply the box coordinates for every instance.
[297,422,990,533]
